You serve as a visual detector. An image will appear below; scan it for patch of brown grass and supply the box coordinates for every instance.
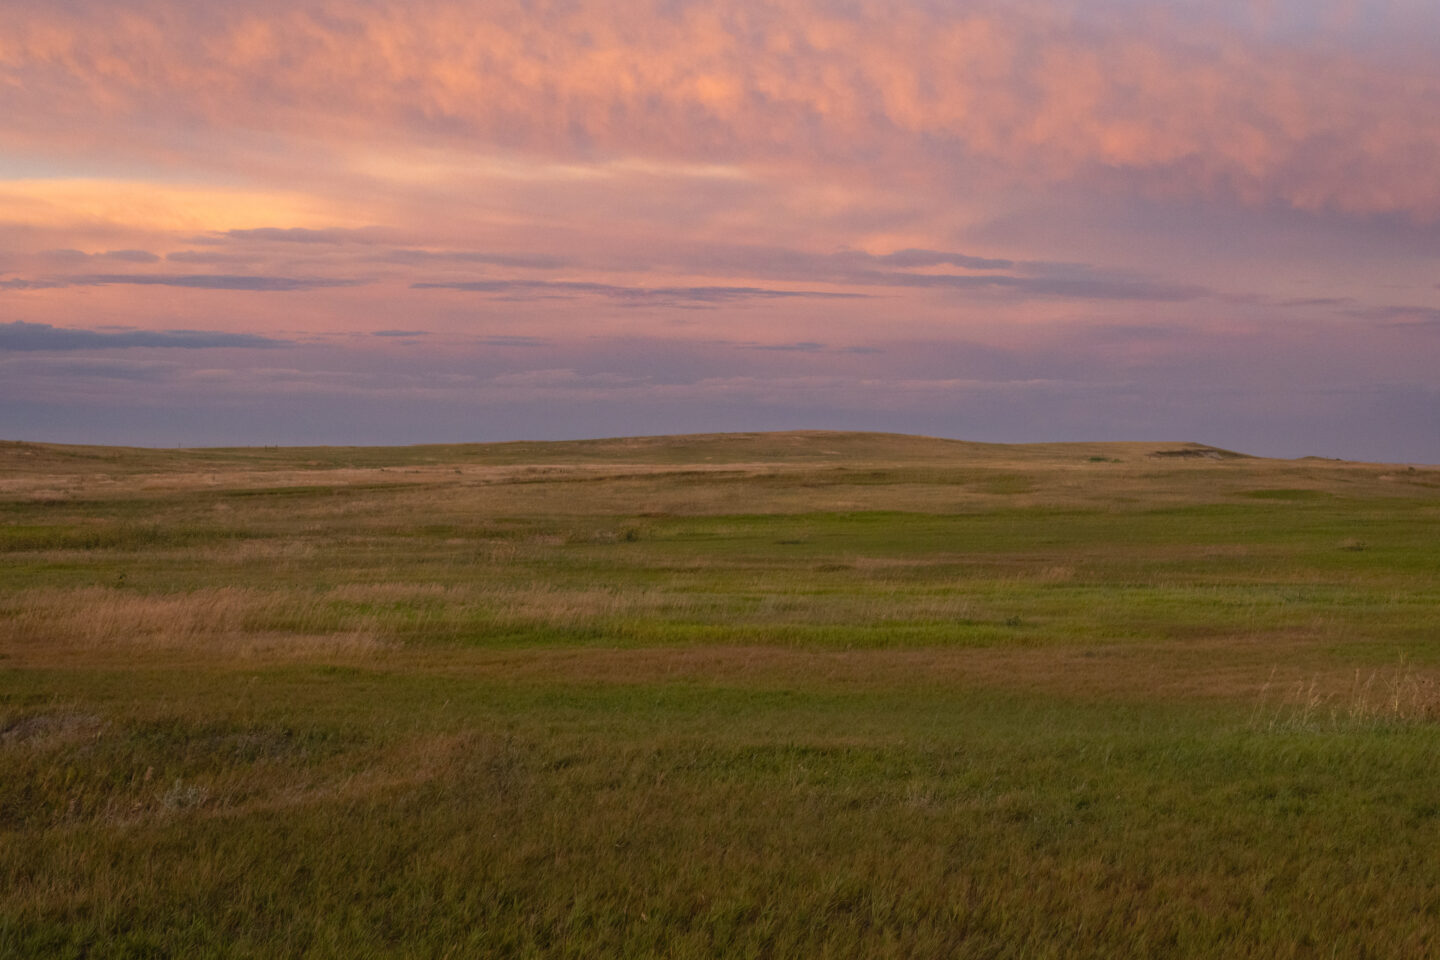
[1251,661,1440,730]
[5,587,387,658]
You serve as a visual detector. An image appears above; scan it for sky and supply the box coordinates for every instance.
[1,0,1438,461]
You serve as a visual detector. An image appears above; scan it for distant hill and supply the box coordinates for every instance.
[0,431,1259,475]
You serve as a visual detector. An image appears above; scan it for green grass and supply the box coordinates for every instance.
[2,431,1439,956]
[6,675,1440,957]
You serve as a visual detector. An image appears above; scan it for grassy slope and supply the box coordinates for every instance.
[3,432,1440,957]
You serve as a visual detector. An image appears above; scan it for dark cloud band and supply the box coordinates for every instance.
[0,321,291,351]
[412,280,866,304]
[2,274,367,292]
[70,273,366,292]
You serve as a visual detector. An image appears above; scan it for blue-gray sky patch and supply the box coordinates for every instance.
[381,249,570,269]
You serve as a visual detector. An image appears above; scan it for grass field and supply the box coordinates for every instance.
[3,430,1439,957]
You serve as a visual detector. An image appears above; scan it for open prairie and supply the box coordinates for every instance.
[3,431,1440,957]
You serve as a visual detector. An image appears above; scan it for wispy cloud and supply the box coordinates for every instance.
[478,335,549,347]
[616,243,1205,302]
[0,278,69,291]
[0,356,184,381]
[846,270,1208,303]
[165,251,263,265]
[835,249,1015,271]
[1278,297,1358,309]
[381,249,569,269]
[42,248,161,264]
[3,274,368,292]
[412,279,865,305]
[747,341,827,352]
[490,368,647,388]
[0,320,292,350]
[222,227,384,244]
[730,341,882,354]
[1348,305,1440,326]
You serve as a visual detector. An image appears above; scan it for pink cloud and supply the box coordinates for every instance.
[4,1,1440,218]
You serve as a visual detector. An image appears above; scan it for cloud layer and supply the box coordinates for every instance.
[7,1,1440,216]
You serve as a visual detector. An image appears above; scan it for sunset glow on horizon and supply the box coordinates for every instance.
[3,0,1438,460]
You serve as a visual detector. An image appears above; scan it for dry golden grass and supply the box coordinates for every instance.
[1251,661,1440,729]
[5,587,387,658]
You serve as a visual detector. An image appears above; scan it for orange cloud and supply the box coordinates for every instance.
[0,179,356,235]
